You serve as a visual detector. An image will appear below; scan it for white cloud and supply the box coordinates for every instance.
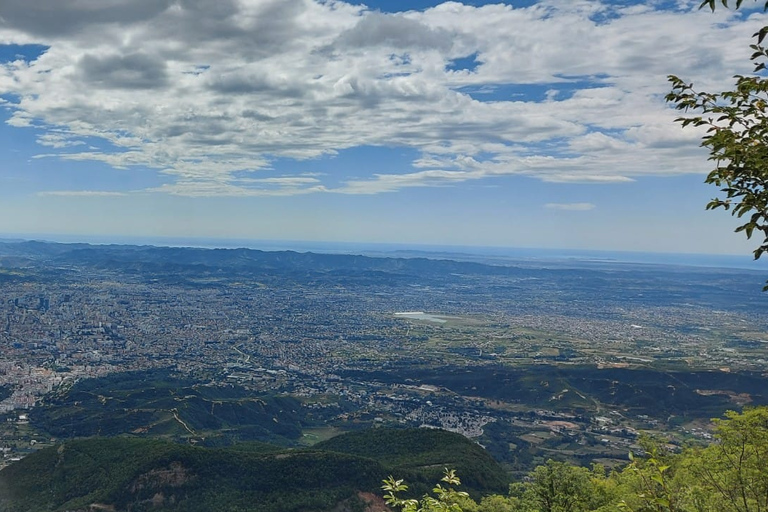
[38,190,129,197]
[36,133,86,149]
[147,181,328,197]
[0,0,764,196]
[544,202,596,211]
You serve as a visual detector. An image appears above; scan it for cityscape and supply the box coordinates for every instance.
[0,240,765,473]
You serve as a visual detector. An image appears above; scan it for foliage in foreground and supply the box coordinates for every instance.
[384,407,768,512]
[668,0,768,288]
[383,469,471,512]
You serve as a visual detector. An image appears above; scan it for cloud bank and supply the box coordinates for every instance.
[0,0,763,196]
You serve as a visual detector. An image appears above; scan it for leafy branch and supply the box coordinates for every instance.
[382,469,470,512]
[667,1,768,288]
[699,0,768,12]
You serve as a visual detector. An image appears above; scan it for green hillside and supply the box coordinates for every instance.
[0,428,509,512]
[31,369,310,446]
[316,428,509,496]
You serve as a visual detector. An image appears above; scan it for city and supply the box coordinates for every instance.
[0,240,766,473]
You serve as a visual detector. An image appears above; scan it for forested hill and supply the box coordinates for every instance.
[6,408,768,512]
[0,428,508,512]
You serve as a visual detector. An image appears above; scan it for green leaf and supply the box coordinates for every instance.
[756,26,768,44]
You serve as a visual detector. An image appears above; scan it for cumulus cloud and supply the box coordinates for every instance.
[78,52,169,90]
[0,0,176,37]
[0,0,763,196]
[333,12,454,51]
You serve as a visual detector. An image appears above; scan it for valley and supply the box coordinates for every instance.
[0,240,765,475]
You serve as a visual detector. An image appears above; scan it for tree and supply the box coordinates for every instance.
[666,1,768,288]
[381,408,768,512]
[682,408,768,512]
[476,495,520,512]
[619,445,683,512]
[615,408,768,512]
[515,460,610,512]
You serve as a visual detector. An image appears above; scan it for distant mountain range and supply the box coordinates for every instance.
[1,239,765,312]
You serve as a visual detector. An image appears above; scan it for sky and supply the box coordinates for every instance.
[1,0,767,256]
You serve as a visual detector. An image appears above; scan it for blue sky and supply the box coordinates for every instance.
[0,0,767,257]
